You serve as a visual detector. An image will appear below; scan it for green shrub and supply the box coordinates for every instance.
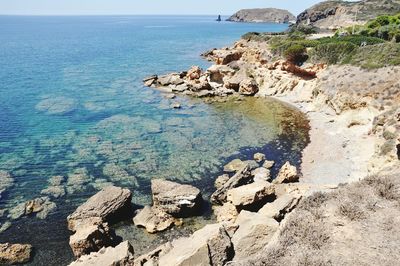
[318,35,384,46]
[309,42,357,64]
[284,44,308,65]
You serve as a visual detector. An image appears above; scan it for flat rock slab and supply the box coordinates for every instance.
[258,192,302,220]
[133,206,174,233]
[0,243,32,265]
[227,181,275,207]
[68,186,132,231]
[151,179,202,217]
[69,241,134,266]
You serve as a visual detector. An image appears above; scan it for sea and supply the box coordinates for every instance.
[0,15,309,265]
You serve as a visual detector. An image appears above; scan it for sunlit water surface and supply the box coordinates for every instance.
[0,16,309,265]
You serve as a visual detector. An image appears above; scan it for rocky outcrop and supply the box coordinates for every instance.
[67,186,132,231]
[0,243,32,265]
[151,179,202,217]
[69,241,134,266]
[273,162,298,184]
[227,8,296,23]
[158,224,234,266]
[296,0,400,30]
[133,206,175,234]
[67,186,132,257]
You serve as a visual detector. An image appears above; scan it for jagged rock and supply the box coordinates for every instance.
[133,242,172,266]
[224,70,247,91]
[263,160,275,169]
[158,73,184,86]
[143,75,158,87]
[239,79,259,96]
[211,165,252,205]
[253,153,266,162]
[0,171,14,200]
[69,241,134,266]
[67,186,132,231]
[213,202,238,223]
[207,65,235,83]
[151,179,202,217]
[133,206,175,233]
[258,192,302,220]
[191,80,212,92]
[214,174,230,190]
[231,211,279,260]
[227,181,275,208]
[273,162,299,184]
[0,243,32,265]
[187,66,202,80]
[158,224,233,266]
[252,167,271,182]
[213,50,243,65]
[69,220,118,258]
[172,83,189,92]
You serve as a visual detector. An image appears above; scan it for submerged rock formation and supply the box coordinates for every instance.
[227,8,296,23]
[0,171,14,200]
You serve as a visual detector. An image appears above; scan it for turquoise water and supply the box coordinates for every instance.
[0,16,308,265]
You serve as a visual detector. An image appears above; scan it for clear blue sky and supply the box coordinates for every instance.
[0,0,331,16]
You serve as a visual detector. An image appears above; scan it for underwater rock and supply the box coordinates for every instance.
[69,220,118,258]
[69,241,134,266]
[0,171,14,200]
[67,168,92,194]
[41,186,66,198]
[151,179,202,217]
[67,186,132,232]
[35,96,77,115]
[158,224,233,266]
[133,206,175,234]
[273,162,299,184]
[102,163,138,187]
[0,221,11,233]
[0,243,33,265]
[8,197,56,220]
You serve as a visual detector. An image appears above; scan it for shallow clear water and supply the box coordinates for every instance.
[0,16,308,265]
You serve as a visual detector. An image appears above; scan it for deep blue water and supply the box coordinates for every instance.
[0,16,308,265]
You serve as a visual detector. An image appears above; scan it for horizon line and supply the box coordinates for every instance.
[0,13,235,17]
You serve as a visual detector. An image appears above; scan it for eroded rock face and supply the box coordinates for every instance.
[67,186,132,231]
[239,79,259,96]
[133,206,175,234]
[151,179,202,217]
[273,162,299,184]
[0,243,32,265]
[69,241,134,266]
[69,221,118,258]
[158,224,233,266]
[231,211,279,260]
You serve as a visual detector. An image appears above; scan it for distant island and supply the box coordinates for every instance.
[227,8,296,24]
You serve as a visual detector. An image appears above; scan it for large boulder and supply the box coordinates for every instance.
[0,243,32,265]
[258,192,302,220]
[133,206,175,234]
[227,181,275,208]
[252,167,271,183]
[151,179,202,217]
[273,162,299,184]
[213,202,238,223]
[67,186,132,231]
[157,73,184,86]
[239,79,259,96]
[187,66,202,80]
[69,220,118,258]
[158,224,233,266]
[211,165,252,205]
[69,241,134,266]
[207,65,235,83]
[231,211,279,260]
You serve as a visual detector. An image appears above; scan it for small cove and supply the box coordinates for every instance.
[0,16,309,265]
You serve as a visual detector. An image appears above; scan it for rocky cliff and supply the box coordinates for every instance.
[228,8,296,23]
[296,0,400,30]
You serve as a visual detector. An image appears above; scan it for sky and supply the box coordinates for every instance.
[0,0,330,16]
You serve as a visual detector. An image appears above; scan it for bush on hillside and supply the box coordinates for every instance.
[309,42,357,64]
[284,44,308,65]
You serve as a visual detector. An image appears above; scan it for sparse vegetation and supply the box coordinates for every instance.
[284,44,308,65]
[309,42,357,64]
